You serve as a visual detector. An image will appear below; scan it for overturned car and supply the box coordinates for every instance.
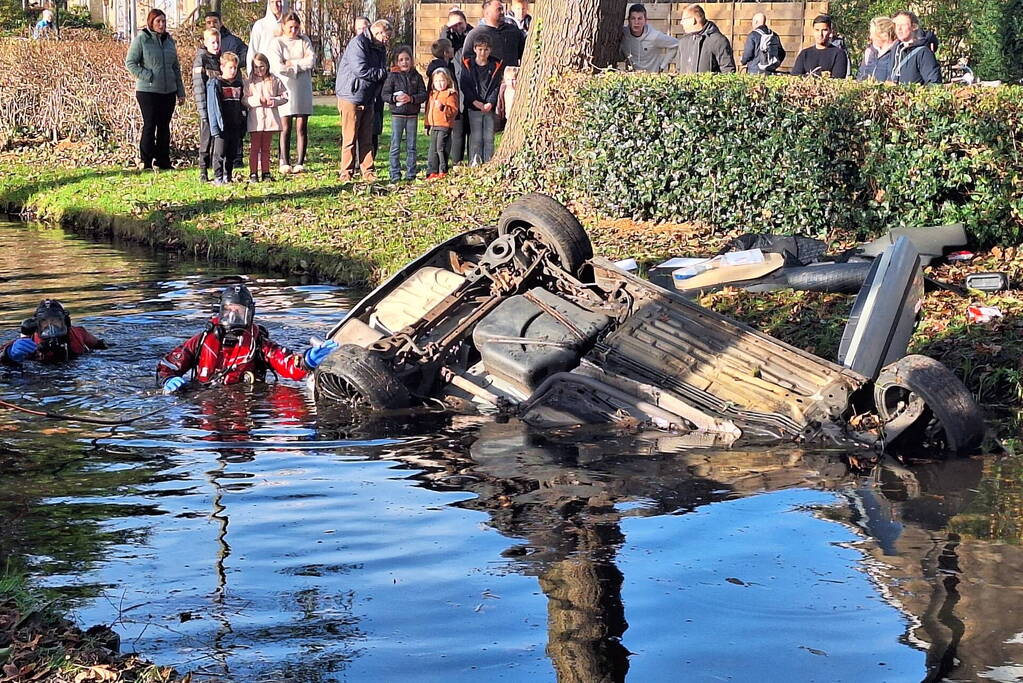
[314,194,984,455]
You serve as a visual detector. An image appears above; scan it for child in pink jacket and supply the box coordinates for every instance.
[244,52,289,182]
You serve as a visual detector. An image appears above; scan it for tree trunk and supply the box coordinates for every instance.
[496,0,627,162]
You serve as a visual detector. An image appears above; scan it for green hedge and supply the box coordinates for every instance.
[513,73,1023,244]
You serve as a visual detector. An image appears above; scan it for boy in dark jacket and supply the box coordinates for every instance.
[678,5,736,74]
[206,52,245,185]
[460,35,503,165]
[426,38,455,82]
[381,45,427,181]
[193,27,222,182]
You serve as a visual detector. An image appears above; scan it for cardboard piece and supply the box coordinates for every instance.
[673,252,785,292]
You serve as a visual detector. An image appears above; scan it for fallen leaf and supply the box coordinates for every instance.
[73,665,118,682]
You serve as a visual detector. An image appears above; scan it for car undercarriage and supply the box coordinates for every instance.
[314,194,984,456]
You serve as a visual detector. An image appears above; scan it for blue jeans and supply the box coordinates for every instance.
[389,115,418,180]
[467,109,495,165]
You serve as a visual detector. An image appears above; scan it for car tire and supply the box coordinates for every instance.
[314,344,410,410]
[873,354,984,455]
[497,193,593,274]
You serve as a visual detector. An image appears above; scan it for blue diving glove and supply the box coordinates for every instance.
[304,340,339,370]
[163,376,188,394]
[6,338,38,363]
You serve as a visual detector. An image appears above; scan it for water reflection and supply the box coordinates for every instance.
[1,220,1022,682]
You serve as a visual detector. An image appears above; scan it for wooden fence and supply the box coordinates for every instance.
[414,2,830,73]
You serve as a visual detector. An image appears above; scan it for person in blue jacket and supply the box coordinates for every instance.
[890,11,941,84]
[32,9,55,39]
[857,16,896,82]
[335,19,392,181]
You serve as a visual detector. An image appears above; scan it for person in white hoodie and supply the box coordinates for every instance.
[620,3,679,73]
[247,0,285,74]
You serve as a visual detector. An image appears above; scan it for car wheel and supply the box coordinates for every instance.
[314,344,410,410]
[497,193,593,274]
[873,354,984,455]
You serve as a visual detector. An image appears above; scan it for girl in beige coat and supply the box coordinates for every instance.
[244,53,289,182]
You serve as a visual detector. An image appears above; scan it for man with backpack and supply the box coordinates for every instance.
[741,13,785,74]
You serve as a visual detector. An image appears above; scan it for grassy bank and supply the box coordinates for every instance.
[1,104,511,283]
[0,102,710,283]
[1,104,1021,429]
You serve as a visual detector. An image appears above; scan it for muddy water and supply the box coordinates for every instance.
[1,220,1022,682]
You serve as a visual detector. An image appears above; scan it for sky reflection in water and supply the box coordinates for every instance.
[1,221,1020,682]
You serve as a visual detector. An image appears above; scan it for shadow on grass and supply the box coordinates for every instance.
[1,167,135,213]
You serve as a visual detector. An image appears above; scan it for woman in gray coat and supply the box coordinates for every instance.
[125,9,186,169]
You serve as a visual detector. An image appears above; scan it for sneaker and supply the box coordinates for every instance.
[279,164,292,174]
[249,173,259,183]
[200,168,210,183]
[261,172,274,182]
[438,172,447,178]
[212,178,227,186]
[292,164,305,173]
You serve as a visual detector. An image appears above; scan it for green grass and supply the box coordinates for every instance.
[3,104,1023,425]
[0,104,506,284]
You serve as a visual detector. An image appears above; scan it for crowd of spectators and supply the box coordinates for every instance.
[119,1,947,180]
[620,2,943,86]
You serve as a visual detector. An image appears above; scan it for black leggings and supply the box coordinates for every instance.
[279,115,308,166]
[136,91,177,169]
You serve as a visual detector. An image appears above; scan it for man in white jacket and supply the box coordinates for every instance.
[620,3,679,73]
[247,0,285,73]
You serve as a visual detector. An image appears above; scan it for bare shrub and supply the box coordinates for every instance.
[0,36,199,161]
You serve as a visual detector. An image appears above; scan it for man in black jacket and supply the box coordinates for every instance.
[462,0,525,67]
[205,12,248,69]
[678,4,736,74]
[792,15,849,78]
[335,19,391,181]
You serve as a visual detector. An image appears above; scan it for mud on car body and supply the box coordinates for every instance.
[314,194,984,456]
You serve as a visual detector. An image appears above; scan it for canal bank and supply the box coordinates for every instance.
[2,105,1022,429]
[0,104,713,287]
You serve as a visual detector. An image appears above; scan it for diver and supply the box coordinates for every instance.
[1,299,108,365]
[158,284,338,394]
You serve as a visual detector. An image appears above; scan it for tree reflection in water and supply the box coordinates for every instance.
[373,419,1023,683]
